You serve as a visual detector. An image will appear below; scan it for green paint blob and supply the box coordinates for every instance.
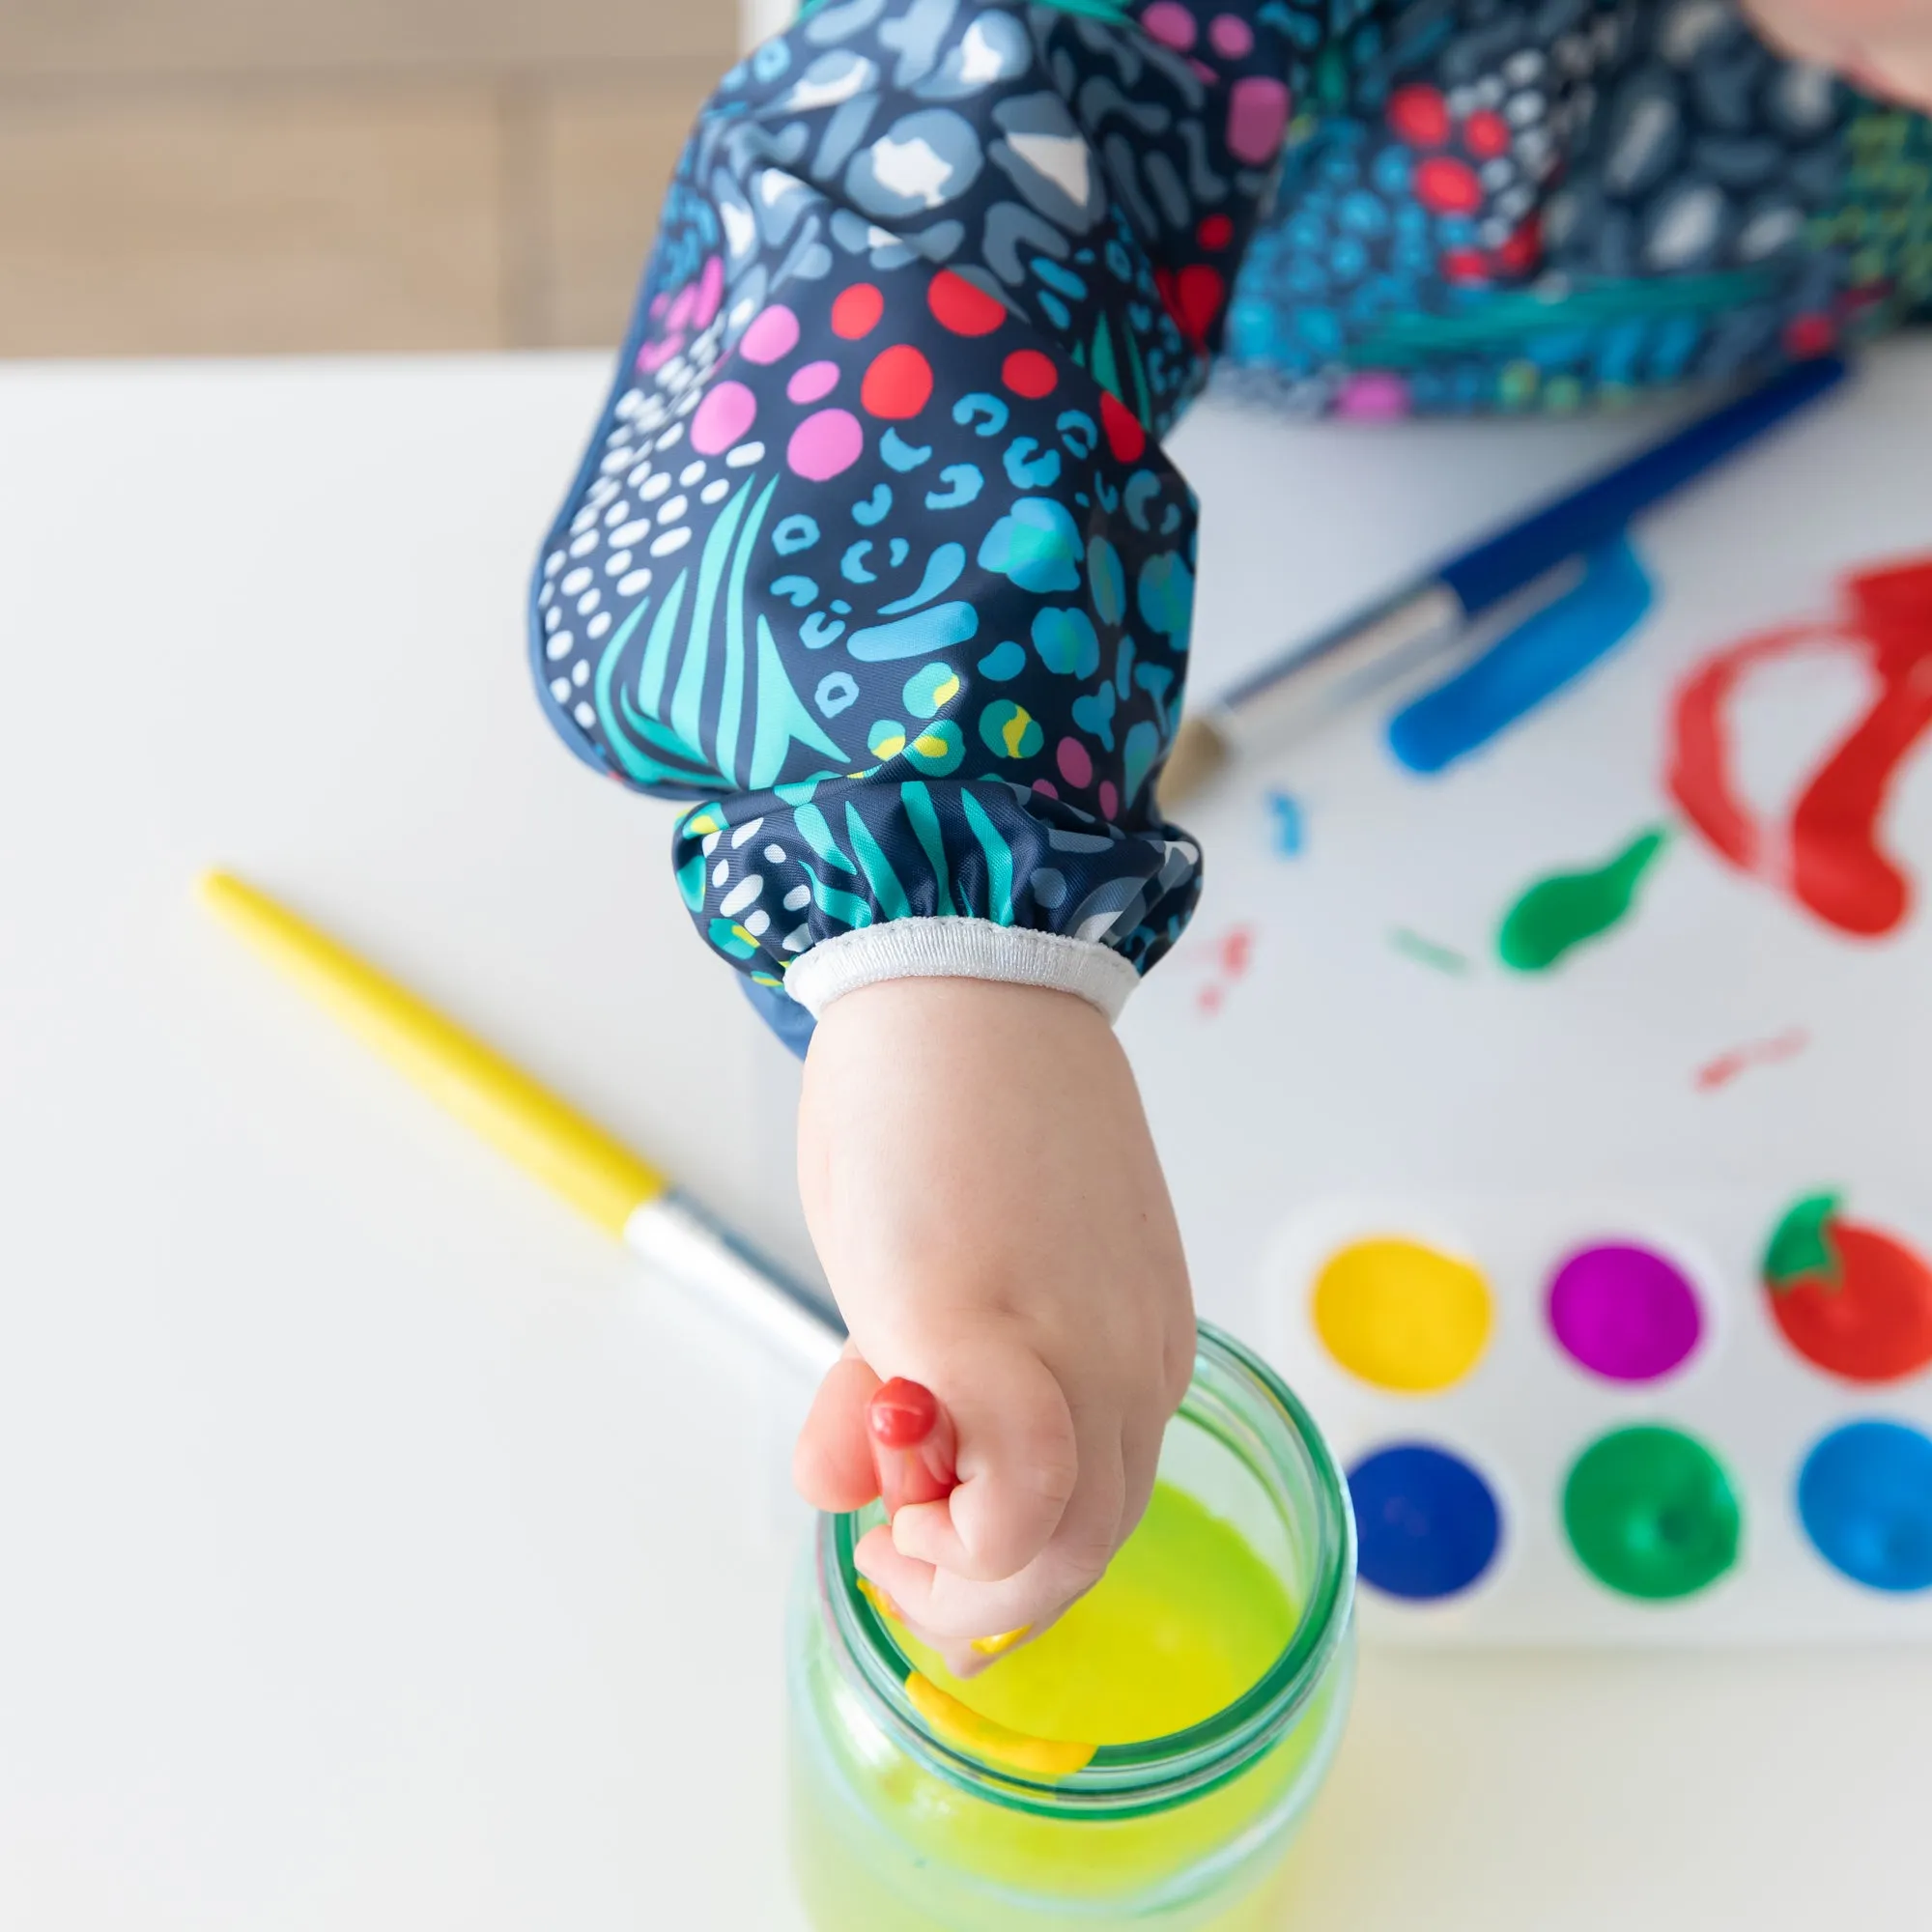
[1497,826,1670,973]
[1764,1191,1845,1288]
[1562,1425,1741,1602]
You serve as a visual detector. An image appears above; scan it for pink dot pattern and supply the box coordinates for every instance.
[691,380,758,456]
[786,408,865,482]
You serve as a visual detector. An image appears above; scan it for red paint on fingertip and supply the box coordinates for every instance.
[868,1378,957,1513]
[868,1378,938,1448]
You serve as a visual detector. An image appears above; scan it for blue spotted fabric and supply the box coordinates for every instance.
[531,0,1927,1047]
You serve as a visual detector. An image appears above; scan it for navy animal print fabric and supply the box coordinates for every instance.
[530,0,1925,1039]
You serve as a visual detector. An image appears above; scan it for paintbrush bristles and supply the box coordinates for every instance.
[1156,714,1231,811]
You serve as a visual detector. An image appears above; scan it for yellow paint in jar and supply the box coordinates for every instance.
[895,1482,1292,1747]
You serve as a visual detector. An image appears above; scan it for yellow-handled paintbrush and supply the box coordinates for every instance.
[199,870,843,1374]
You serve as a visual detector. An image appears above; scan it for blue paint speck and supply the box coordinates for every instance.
[1266,789,1304,856]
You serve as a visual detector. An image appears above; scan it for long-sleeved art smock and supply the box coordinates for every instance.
[531,0,1930,1050]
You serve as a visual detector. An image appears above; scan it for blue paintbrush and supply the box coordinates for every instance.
[1159,355,1850,804]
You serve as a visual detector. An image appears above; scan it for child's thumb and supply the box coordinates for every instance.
[792,1347,883,1513]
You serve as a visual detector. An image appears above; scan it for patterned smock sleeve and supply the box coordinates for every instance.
[530,1,1314,1037]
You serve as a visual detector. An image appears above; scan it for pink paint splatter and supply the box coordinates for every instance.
[1695,1028,1809,1093]
[1195,923,1257,1016]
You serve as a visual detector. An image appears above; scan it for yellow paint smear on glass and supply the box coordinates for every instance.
[905,1676,1098,1777]
[1312,1236,1492,1392]
[892,1481,1294,1750]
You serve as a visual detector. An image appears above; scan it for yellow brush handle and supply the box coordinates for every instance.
[200,871,668,1236]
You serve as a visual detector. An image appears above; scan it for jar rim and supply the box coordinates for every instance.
[815,1321,1357,1819]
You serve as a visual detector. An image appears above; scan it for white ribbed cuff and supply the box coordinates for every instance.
[782,918,1141,1022]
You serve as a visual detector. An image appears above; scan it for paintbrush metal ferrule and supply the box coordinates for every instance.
[625,1190,844,1374]
[1213,582,1466,753]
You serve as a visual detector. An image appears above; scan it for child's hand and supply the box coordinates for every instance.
[1747,0,1932,108]
[790,978,1194,1675]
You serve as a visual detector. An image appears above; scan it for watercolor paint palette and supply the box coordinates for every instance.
[1119,343,1932,1643]
[1258,1190,1932,1641]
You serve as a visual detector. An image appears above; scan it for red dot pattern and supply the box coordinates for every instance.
[927,269,1007,336]
[831,283,885,339]
[1174,263,1226,343]
[861,343,934,419]
[1786,313,1837,358]
[1099,390,1147,463]
[1388,84,1451,150]
[1463,109,1512,160]
[1415,156,1483,215]
[1493,217,1543,277]
[1002,349,1059,399]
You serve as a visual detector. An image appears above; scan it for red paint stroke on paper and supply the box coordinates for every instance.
[1694,1027,1809,1093]
[1196,923,1256,1015]
[1667,557,1932,939]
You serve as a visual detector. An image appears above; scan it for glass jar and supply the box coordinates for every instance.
[787,1323,1357,1930]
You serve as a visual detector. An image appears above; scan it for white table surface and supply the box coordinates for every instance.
[3,349,1929,1930]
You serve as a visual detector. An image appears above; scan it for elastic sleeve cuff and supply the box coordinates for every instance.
[782,919,1142,1023]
